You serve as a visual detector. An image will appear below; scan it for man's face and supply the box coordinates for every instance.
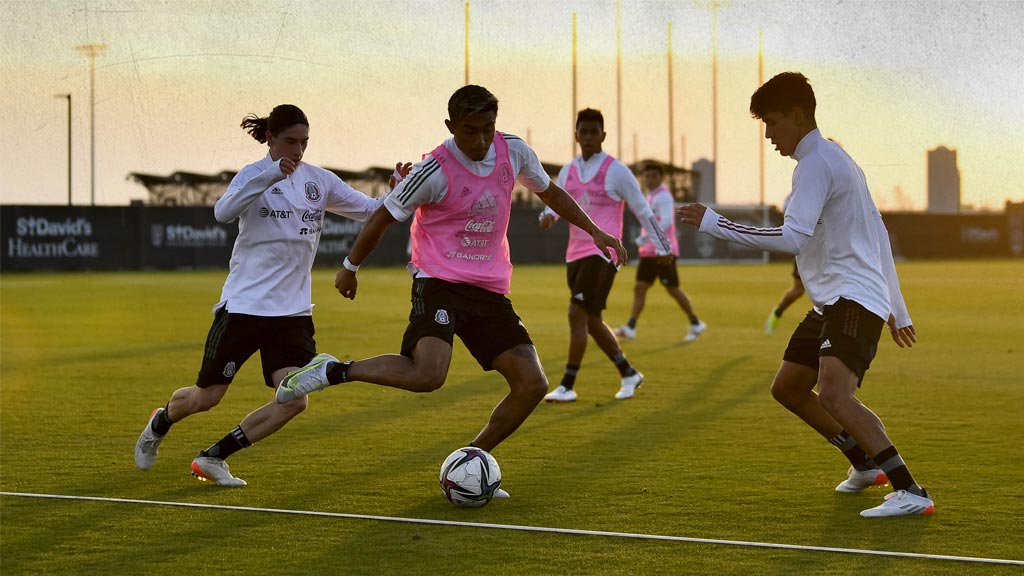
[446,110,497,162]
[642,168,663,191]
[761,109,804,158]
[575,120,606,158]
[267,124,309,165]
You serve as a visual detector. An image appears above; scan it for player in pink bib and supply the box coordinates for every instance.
[539,109,673,403]
[277,87,626,495]
[614,160,706,344]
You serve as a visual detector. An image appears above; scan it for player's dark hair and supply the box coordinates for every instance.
[576,108,604,130]
[750,72,816,121]
[240,104,309,144]
[448,85,499,121]
[644,160,664,175]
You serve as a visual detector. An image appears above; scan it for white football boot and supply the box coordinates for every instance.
[135,408,166,471]
[614,325,636,340]
[191,456,247,487]
[860,490,934,517]
[684,321,707,342]
[835,466,889,493]
[615,371,644,400]
[276,353,338,403]
[544,385,577,403]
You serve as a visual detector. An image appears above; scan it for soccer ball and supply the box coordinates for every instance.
[439,447,502,507]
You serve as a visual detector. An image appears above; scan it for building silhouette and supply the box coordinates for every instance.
[692,158,716,204]
[927,146,961,213]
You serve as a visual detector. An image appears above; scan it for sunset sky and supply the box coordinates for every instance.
[2,0,1022,211]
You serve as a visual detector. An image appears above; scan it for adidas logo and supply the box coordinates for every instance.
[270,186,283,194]
[572,292,585,301]
[820,339,832,350]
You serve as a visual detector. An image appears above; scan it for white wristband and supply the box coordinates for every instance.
[342,256,360,272]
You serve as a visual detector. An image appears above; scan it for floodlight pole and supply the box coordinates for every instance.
[758,29,765,208]
[75,43,107,206]
[667,22,674,167]
[464,2,470,85]
[55,93,72,205]
[572,12,578,159]
[616,0,623,159]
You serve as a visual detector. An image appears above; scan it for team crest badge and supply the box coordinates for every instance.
[498,163,514,185]
[304,181,321,202]
[434,309,450,325]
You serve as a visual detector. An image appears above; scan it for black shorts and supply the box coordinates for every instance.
[196,306,318,388]
[782,298,884,385]
[566,255,618,315]
[400,277,533,371]
[636,256,680,287]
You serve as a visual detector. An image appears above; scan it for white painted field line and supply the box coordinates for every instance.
[3,491,1021,566]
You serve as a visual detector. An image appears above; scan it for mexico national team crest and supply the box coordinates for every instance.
[498,163,514,186]
[434,309,450,325]
[304,181,321,202]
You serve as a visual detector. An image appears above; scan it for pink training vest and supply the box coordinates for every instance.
[638,184,679,257]
[409,133,516,294]
[564,155,623,262]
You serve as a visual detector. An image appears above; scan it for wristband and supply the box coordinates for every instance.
[342,256,360,272]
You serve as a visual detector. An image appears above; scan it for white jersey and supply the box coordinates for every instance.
[540,151,672,258]
[214,154,386,317]
[697,129,911,327]
[385,133,550,220]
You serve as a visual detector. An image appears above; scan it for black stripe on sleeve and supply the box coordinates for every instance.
[397,158,440,204]
[717,217,783,237]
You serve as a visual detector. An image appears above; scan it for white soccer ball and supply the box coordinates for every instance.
[439,447,502,507]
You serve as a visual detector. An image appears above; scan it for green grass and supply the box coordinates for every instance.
[2,261,1022,575]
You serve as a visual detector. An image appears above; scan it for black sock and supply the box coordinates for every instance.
[151,404,174,436]
[327,360,353,384]
[202,426,252,461]
[874,445,924,495]
[611,352,634,377]
[627,317,637,329]
[773,307,783,318]
[688,314,699,325]
[828,430,877,471]
[560,365,579,390]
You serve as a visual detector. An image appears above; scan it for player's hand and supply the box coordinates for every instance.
[887,314,917,348]
[280,157,297,176]
[677,203,707,227]
[593,229,627,267]
[538,213,556,230]
[335,268,359,300]
[389,162,413,188]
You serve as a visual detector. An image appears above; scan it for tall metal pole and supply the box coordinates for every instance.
[758,29,765,208]
[711,2,719,201]
[464,2,470,85]
[667,22,674,168]
[572,12,578,159]
[55,94,72,205]
[76,43,106,206]
[616,0,623,158]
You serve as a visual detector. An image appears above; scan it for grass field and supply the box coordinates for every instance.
[2,261,1022,575]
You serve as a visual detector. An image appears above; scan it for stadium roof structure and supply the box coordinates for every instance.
[128,159,693,206]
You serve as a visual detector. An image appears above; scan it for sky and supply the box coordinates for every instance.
[2,0,1023,211]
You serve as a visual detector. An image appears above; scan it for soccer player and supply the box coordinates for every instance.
[134,104,409,486]
[614,160,706,343]
[764,259,805,335]
[539,109,673,403]
[275,86,626,487]
[678,72,933,518]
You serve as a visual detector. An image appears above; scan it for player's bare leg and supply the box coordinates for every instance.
[346,337,452,392]
[471,344,548,451]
